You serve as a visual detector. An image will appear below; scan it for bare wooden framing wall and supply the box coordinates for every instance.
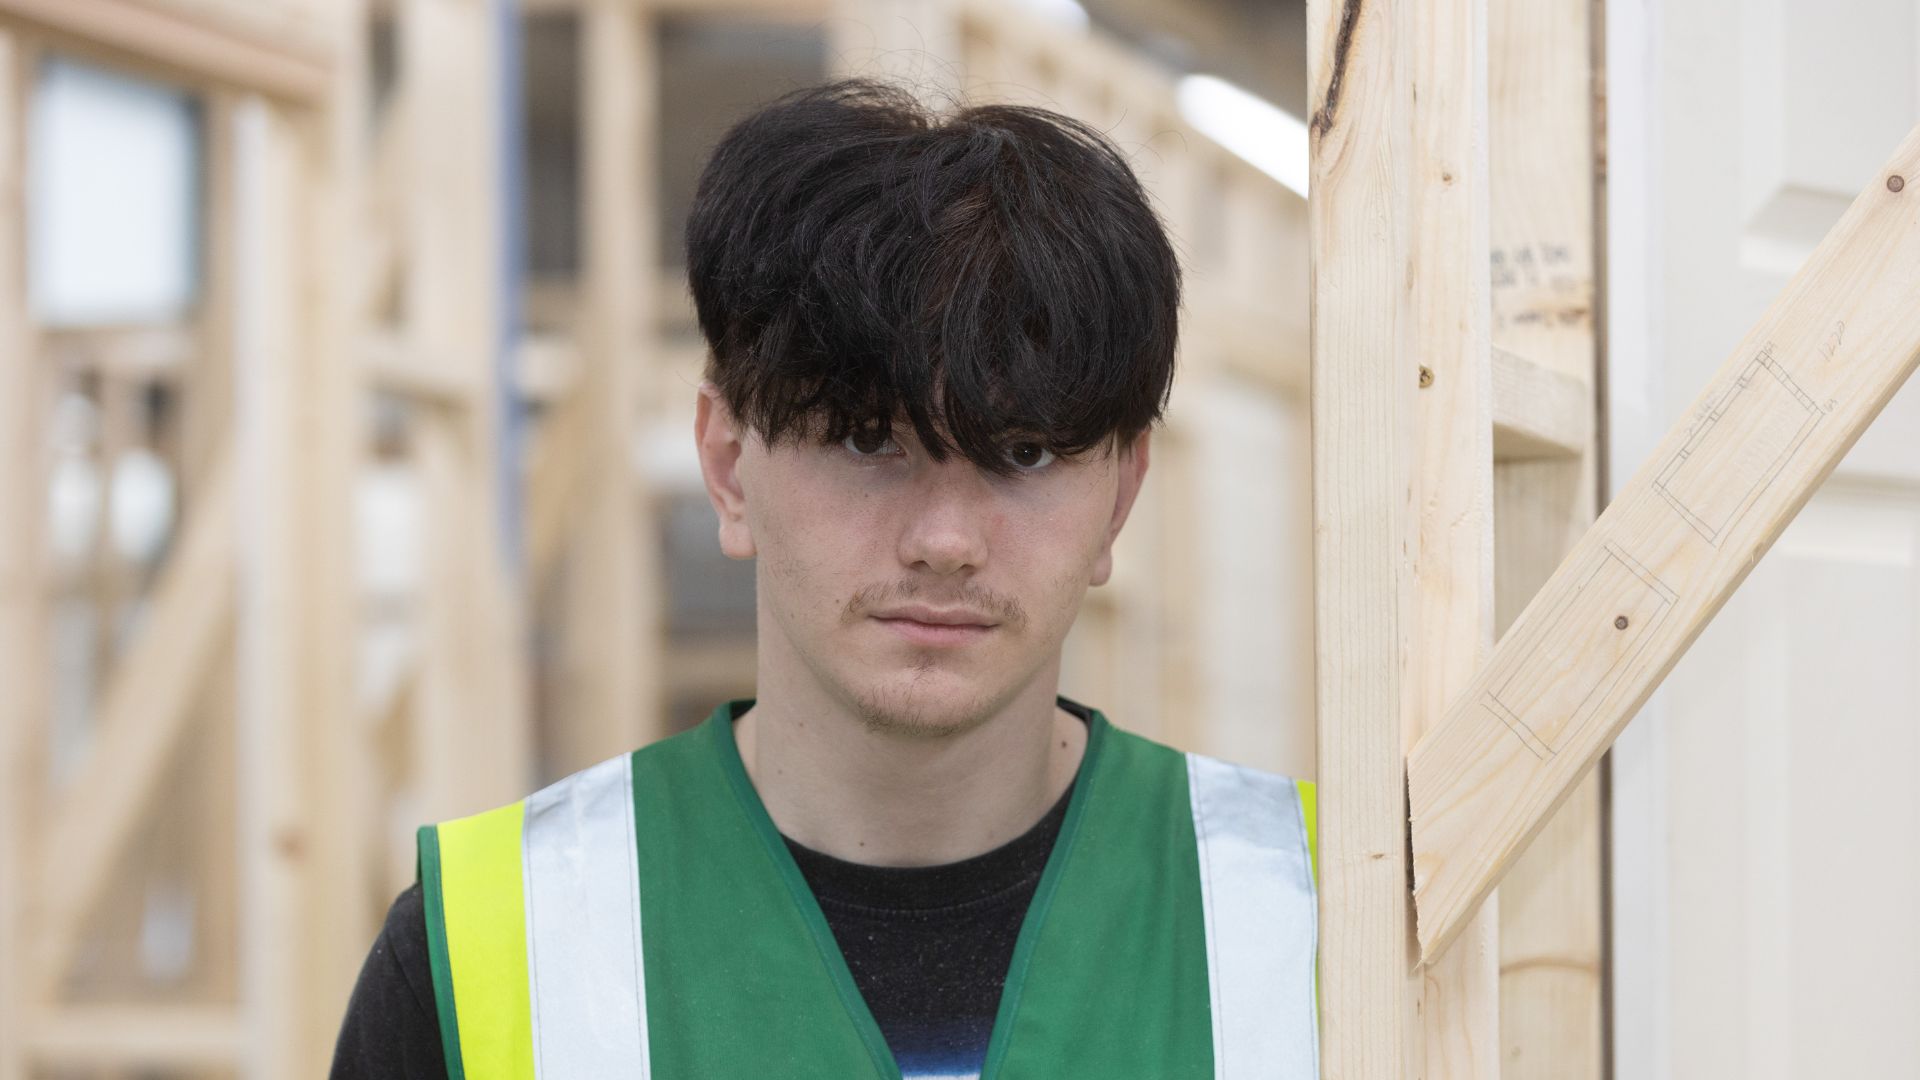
[1487,0,1606,1072]
[0,0,1630,1073]
[1310,0,1607,1075]
[0,0,530,1074]
[0,1,352,1072]
[1318,0,1920,1073]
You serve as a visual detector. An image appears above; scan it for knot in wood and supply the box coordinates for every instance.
[1418,365,1435,388]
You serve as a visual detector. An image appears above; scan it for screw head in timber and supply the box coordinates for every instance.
[1890,174,1906,193]
[1614,615,1630,630]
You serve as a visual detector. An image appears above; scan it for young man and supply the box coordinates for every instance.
[332,77,1317,1080]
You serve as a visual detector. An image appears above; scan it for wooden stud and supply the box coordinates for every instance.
[232,90,309,1077]
[0,28,32,1080]
[402,0,530,818]
[1408,0,1501,1070]
[287,0,377,1058]
[1494,463,1604,1077]
[544,0,658,776]
[1307,0,1423,1072]
[1486,0,1605,1072]
[185,89,238,503]
[1410,121,1920,962]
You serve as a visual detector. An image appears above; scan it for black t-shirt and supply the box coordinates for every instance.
[329,702,1087,1080]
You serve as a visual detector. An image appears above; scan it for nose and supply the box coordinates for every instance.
[896,455,993,576]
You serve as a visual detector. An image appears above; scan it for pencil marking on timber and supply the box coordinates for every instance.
[1309,0,1365,140]
[1653,343,1822,546]
[1478,542,1677,760]
[1820,320,1845,363]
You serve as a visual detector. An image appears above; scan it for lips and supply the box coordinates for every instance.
[868,603,998,649]
[868,604,996,627]
[871,616,995,647]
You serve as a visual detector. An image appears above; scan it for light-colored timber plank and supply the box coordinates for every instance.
[364,331,484,404]
[1408,0,1501,1071]
[1493,344,1591,461]
[0,0,330,102]
[0,30,34,1080]
[1494,459,1604,1077]
[26,1005,242,1065]
[402,0,529,819]
[1307,0,1424,1072]
[1486,0,1595,384]
[544,0,659,775]
[1410,122,1920,961]
[1485,0,1604,1073]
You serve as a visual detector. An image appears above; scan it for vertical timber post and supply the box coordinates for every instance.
[0,28,31,1080]
[1310,0,1500,1074]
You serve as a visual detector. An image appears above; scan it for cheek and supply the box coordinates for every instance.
[1004,487,1111,613]
[753,479,876,613]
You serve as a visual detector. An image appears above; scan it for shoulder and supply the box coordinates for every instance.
[423,721,713,836]
[330,883,448,1077]
[1097,717,1314,797]
[1095,718,1317,871]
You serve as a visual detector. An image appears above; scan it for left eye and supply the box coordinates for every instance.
[1005,442,1055,471]
[842,427,903,458]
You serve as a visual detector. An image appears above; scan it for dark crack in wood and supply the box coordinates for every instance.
[1309,0,1366,140]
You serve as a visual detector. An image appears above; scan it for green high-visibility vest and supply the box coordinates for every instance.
[417,698,1320,1079]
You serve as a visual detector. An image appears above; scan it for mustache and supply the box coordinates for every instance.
[847,583,1024,627]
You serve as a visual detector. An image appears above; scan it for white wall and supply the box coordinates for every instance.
[1608,2,1920,1075]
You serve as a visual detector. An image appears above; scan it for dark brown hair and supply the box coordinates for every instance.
[683,76,1181,478]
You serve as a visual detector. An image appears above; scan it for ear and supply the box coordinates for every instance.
[695,381,757,559]
[1089,430,1151,588]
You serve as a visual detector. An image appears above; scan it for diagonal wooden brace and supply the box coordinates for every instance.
[1409,121,1920,963]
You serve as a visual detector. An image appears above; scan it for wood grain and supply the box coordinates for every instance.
[1485,0,1605,1074]
[1410,122,1920,961]
[1408,0,1501,1071]
[1309,0,1423,1072]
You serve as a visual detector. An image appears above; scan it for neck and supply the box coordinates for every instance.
[732,662,1088,867]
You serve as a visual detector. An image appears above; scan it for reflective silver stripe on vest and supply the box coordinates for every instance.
[1185,752,1320,1080]
[521,752,650,1078]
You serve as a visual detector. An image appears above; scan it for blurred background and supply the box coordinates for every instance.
[0,0,1915,1076]
[0,1,1322,1074]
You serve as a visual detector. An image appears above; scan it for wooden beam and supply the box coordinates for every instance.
[0,28,35,1080]
[1494,457,1604,1075]
[403,0,529,815]
[25,1005,242,1066]
[364,331,485,405]
[1407,0,1501,1070]
[543,0,658,776]
[0,0,330,102]
[1409,122,1920,961]
[1307,0,1422,1071]
[527,377,593,580]
[1493,345,1591,461]
[1485,0,1604,1072]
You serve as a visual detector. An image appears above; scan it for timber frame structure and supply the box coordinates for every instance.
[0,0,531,1074]
[1309,0,1612,1074]
[37,0,1920,1074]
[1310,2,1920,1079]
[0,0,1338,1074]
